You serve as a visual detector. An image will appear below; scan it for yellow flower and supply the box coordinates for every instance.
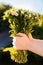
[10,53,15,60]
[3,47,18,61]
[10,24,14,29]
[3,47,18,55]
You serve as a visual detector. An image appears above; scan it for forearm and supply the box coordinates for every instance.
[27,39,43,57]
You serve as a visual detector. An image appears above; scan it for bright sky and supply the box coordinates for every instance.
[0,0,43,14]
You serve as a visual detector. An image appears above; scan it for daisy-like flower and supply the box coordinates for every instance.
[29,13,32,18]
[11,10,18,16]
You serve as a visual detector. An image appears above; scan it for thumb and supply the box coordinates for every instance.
[16,33,25,37]
[28,33,33,40]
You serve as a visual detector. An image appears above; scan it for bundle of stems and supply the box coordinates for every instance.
[3,8,38,63]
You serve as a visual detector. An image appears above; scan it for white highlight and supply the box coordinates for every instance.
[12,37,16,48]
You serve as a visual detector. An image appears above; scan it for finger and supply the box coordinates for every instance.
[28,33,33,39]
[16,33,25,37]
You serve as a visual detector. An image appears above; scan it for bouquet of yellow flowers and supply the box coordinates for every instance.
[2,8,38,63]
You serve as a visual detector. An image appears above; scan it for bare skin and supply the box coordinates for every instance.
[13,33,43,57]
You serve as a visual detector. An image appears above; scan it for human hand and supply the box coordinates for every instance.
[12,33,33,50]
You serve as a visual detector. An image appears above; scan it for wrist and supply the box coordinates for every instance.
[27,38,34,50]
